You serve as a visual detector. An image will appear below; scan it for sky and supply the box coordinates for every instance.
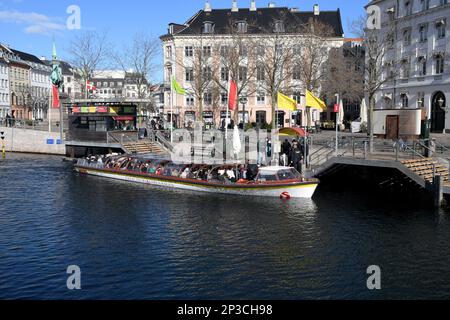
[0,0,368,81]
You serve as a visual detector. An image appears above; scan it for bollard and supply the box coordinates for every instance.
[433,175,444,208]
[1,131,5,159]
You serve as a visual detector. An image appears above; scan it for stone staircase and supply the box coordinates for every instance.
[122,140,166,155]
[401,159,449,184]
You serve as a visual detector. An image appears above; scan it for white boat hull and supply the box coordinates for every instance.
[75,167,319,199]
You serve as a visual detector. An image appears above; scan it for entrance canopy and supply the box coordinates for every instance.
[278,127,308,137]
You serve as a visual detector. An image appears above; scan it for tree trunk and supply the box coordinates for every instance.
[369,96,375,153]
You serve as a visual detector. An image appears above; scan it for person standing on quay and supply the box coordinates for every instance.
[290,141,303,174]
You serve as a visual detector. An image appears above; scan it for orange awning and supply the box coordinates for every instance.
[279,127,308,137]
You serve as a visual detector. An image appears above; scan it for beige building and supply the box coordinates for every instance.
[160,1,344,129]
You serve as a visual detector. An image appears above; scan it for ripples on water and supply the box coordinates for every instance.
[1,153,450,300]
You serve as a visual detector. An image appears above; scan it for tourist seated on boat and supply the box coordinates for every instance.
[155,166,163,175]
[180,167,190,179]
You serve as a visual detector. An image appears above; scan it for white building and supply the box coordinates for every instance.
[0,54,10,120]
[369,0,450,133]
[160,1,345,128]
[29,60,51,120]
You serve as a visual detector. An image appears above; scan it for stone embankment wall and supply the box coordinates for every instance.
[0,127,65,155]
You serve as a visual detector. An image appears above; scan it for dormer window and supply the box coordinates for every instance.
[203,21,214,34]
[274,20,285,33]
[236,21,247,33]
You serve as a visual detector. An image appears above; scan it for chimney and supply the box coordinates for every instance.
[40,56,46,61]
[232,0,238,12]
[290,7,299,12]
[313,4,320,15]
[250,0,257,11]
[268,2,276,8]
[205,0,212,12]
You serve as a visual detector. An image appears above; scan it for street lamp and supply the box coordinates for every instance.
[438,97,445,109]
[240,97,248,129]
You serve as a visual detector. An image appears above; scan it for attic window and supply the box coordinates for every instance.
[236,21,247,33]
[203,21,214,34]
[274,20,285,33]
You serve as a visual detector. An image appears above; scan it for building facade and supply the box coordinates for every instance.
[0,55,9,120]
[160,1,344,129]
[369,0,450,133]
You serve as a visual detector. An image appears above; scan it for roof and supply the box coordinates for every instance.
[44,59,77,75]
[279,127,308,137]
[165,7,343,37]
[11,48,45,65]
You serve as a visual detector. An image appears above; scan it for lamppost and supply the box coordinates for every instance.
[240,96,248,129]
[1,131,5,159]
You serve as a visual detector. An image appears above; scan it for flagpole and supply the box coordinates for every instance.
[48,91,52,133]
[170,77,174,144]
[225,80,230,141]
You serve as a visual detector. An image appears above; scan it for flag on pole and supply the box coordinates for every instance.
[86,80,97,92]
[228,80,238,111]
[172,77,186,95]
[277,92,298,111]
[52,85,60,108]
[306,90,327,112]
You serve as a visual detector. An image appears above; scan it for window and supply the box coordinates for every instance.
[436,20,446,39]
[186,96,194,106]
[221,67,229,81]
[404,0,412,16]
[220,46,229,57]
[293,44,302,56]
[275,44,283,55]
[401,93,409,108]
[237,21,247,33]
[403,28,411,46]
[419,24,428,42]
[421,0,430,11]
[238,66,247,81]
[221,93,228,105]
[256,111,266,125]
[256,45,265,57]
[257,92,265,105]
[417,92,425,108]
[256,65,265,81]
[418,56,427,76]
[185,46,193,57]
[185,68,194,82]
[401,59,410,78]
[203,22,214,34]
[202,46,211,57]
[203,92,212,105]
[293,65,301,80]
[293,91,302,104]
[435,54,444,74]
[202,67,212,81]
[239,44,248,57]
[274,20,285,33]
[166,46,172,59]
[440,0,448,6]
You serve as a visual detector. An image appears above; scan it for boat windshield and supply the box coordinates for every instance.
[277,168,301,181]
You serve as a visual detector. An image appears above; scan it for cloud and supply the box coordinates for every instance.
[0,10,66,35]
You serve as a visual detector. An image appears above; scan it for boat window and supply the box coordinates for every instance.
[277,169,301,181]
[258,173,278,182]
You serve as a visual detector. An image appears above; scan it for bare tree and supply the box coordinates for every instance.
[113,32,160,122]
[213,21,259,123]
[67,31,110,98]
[351,14,398,151]
[322,46,365,106]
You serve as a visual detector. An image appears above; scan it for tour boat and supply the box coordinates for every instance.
[74,157,319,199]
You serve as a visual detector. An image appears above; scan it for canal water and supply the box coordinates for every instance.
[1,153,450,300]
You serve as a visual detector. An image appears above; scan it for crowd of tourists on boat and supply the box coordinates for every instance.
[79,151,307,184]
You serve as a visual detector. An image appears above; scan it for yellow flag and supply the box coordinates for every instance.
[306,90,327,112]
[277,92,298,111]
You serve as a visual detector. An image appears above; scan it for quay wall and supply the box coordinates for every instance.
[0,126,65,156]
